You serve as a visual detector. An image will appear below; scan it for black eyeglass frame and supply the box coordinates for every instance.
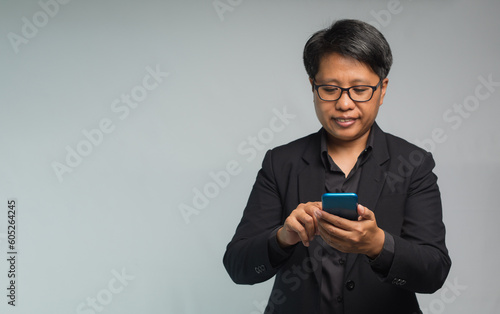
[313,79,383,102]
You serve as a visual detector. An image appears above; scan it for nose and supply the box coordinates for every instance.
[335,90,355,111]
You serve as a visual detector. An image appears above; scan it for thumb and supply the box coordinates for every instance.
[357,204,374,221]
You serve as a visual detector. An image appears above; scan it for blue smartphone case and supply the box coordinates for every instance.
[321,193,358,220]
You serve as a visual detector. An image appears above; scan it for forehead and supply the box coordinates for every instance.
[316,52,378,84]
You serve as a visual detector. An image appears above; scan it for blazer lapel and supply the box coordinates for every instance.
[297,135,324,205]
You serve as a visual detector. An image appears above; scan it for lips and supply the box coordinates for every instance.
[333,117,356,127]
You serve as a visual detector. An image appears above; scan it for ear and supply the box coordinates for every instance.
[379,78,389,106]
[309,77,314,92]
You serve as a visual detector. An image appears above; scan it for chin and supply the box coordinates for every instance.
[329,129,366,142]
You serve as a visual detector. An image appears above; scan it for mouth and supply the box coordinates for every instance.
[335,118,355,122]
[333,117,357,127]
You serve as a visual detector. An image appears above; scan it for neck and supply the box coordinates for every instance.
[327,130,370,156]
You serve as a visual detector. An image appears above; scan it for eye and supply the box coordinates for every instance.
[322,87,339,94]
[352,87,370,94]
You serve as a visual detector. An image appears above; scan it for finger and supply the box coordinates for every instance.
[295,208,320,246]
[288,202,323,246]
[285,217,311,247]
[317,218,350,240]
[313,201,323,233]
[317,209,353,231]
[317,220,350,251]
[357,204,374,221]
[298,203,320,236]
[298,210,317,244]
[304,202,322,218]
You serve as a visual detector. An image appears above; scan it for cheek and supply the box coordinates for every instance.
[314,99,330,114]
[315,105,331,123]
[313,100,324,119]
[361,103,380,120]
[371,104,381,118]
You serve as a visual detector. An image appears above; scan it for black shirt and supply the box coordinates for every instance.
[319,128,373,314]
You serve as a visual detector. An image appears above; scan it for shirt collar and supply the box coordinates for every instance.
[320,125,375,169]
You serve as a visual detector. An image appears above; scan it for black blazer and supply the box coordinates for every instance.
[224,123,451,314]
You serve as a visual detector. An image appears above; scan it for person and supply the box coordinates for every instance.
[223,19,451,314]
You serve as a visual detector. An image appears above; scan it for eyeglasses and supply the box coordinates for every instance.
[313,79,382,102]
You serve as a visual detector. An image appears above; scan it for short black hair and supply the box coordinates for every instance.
[303,19,393,80]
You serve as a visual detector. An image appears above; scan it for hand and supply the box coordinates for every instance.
[315,204,385,259]
[277,202,321,248]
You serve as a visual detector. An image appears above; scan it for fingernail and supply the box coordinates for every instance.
[314,210,322,218]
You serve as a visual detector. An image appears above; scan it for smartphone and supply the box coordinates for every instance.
[321,193,359,220]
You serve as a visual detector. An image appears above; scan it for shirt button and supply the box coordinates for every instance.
[345,280,355,291]
[339,258,346,266]
[336,296,343,303]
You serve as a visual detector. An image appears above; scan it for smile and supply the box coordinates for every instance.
[333,118,357,127]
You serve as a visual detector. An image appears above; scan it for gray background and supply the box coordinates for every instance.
[1,0,499,313]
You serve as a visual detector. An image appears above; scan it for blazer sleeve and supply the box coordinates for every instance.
[223,149,293,284]
[382,152,452,293]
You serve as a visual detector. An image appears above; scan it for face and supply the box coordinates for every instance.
[310,52,388,147]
